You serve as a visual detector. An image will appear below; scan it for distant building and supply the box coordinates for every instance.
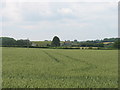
[64,40,72,46]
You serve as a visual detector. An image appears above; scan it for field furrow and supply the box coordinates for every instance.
[2,48,118,88]
[42,50,60,63]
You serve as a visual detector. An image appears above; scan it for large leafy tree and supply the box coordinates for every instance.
[113,38,120,49]
[16,39,31,46]
[0,37,32,47]
[51,36,60,47]
[1,37,16,46]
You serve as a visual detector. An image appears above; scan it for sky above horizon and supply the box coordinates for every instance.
[0,0,118,41]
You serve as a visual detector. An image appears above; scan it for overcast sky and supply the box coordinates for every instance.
[1,0,118,41]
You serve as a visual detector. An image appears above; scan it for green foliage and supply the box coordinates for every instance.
[88,47,93,49]
[0,37,32,47]
[80,42,104,47]
[32,41,51,47]
[16,39,31,46]
[103,38,118,42]
[113,39,120,49]
[0,37,16,46]
[51,36,60,47]
[3,47,118,88]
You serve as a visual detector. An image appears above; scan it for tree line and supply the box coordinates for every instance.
[51,36,120,49]
[0,37,31,47]
[0,36,120,49]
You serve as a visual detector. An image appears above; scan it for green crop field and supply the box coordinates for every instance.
[2,47,118,88]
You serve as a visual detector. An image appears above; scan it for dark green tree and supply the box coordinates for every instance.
[113,39,120,49]
[1,37,16,46]
[51,36,60,47]
[16,39,31,47]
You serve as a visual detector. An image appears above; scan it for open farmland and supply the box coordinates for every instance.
[2,47,118,88]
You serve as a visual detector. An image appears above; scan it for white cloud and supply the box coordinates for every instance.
[18,19,90,32]
[21,2,53,17]
[67,2,118,22]
[2,1,117,23]
[57,8,73,15]
[20,25,37,30]
[2,1,117,41]
[2,2,23,22]
[2,0,119,2]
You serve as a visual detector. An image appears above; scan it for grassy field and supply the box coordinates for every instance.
[2,47,118,88]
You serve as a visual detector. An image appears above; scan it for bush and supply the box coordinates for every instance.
[88,47,93,49]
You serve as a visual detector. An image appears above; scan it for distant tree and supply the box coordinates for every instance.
[1,37,16,46]
[16,39,31,47]
[0,37,32,47]
[103,38,117,42]
[47,44,50,47]
[51,36,60,47]
[0,38,2,46]
[113,39,120,49]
